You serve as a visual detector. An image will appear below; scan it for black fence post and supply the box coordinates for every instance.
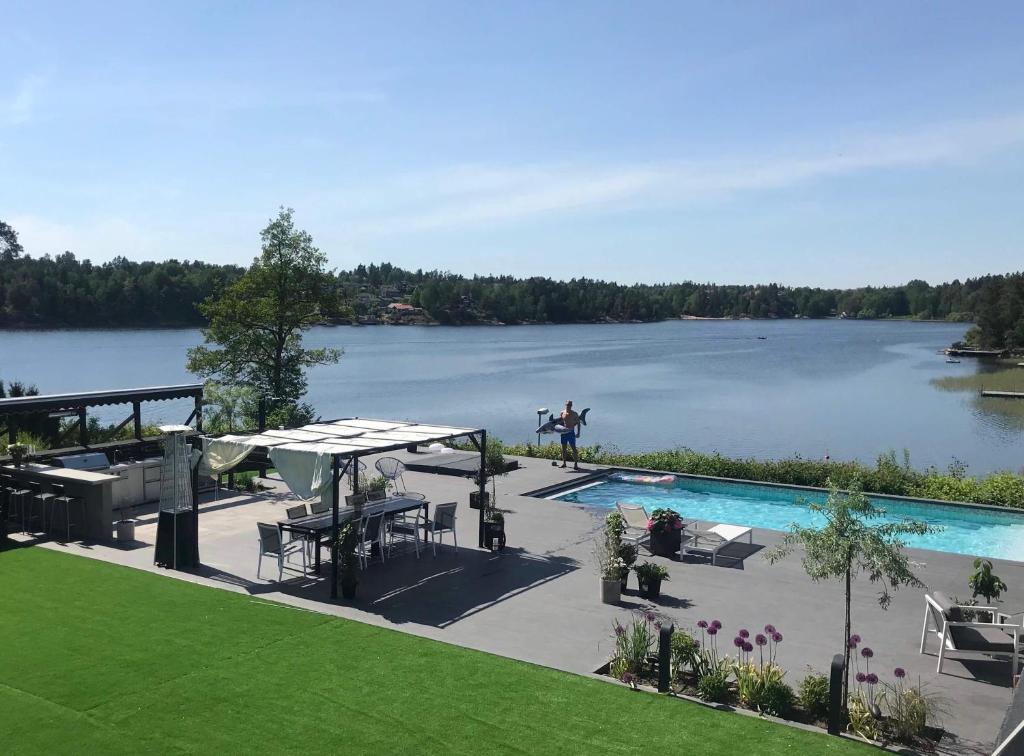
[828,653,845,735]
[658,622,674,693]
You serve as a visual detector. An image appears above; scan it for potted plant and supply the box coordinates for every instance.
[336,522,360,600]
[7,442,28,468]
[635,561,669,600]
[483,507,506,551]
[619,542,638,591]
[647,508,684,557]
[969,558,1008,621]
[595,533,625,604]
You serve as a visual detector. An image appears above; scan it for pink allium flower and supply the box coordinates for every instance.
[866,673,878,685]
[856,672,867,683]
[697,620,708,629]
[894,667,906,679]
[743,642,753,653]
[861,647,874,659]
[707,626,718,636]
[711,619,722,630]
[739,629,750,639]
[764,624,776,634]
[755,634,767,646]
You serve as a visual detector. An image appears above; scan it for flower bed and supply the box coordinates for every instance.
[600,613,945,751]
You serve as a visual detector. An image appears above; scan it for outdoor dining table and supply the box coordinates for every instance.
[278,495,430,573]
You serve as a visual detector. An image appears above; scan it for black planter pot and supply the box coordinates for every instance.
[470,490,490,510]
[484,520,506,552]
[650,529,681,558]
[341,579,358,600]
[620,573,629,592]
[638,578,662,600]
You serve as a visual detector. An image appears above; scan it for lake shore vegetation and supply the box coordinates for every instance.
[2,218,1021,350]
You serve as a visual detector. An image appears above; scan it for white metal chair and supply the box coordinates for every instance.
[616,502,651,552]
[920,591,1022,684]
[256,522,307,581]
[426,502,458,557]
[357,510,386,568]
[375,457,408,494]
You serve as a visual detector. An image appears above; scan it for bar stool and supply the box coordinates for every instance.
[3,476,33,534]
[49,483,85,542]
[28,481,55,534]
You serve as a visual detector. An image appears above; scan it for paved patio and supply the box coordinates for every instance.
[22,452,1024,754]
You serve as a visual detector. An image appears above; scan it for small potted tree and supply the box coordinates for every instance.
[479,439,509,550]
[336,522,360,600]
[635,561,669,600]
[969,558,1008,622]
[647,508,684,557]
[619,543,639,591]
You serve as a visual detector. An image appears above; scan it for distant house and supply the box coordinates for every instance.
[355,292,374,306]
[387,302,416,312]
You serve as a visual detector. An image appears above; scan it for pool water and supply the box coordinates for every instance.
[554,474,1024,561]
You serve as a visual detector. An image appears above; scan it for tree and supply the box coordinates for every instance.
[186,208,343,425]
[0,220,23,261]
[766,480,934,711]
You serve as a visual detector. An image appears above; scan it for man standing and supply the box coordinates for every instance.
[559,399,581,470]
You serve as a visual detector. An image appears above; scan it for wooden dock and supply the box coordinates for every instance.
[981,390,1024,399]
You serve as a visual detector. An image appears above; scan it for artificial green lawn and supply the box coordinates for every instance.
[0,547,873,754]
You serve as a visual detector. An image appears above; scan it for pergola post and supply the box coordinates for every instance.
[194,394,203,433]
[330,454,341,600]
[191,457,200,564]
[132,401,142,440]
[78,408,88,447]
[478,429,487,548]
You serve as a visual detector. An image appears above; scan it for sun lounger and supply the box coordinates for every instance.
[681,523,753,565]
[616,502,651,552]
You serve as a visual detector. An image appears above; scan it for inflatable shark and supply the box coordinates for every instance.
[536,408,590,435]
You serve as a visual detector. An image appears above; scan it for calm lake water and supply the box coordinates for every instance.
[2,320,1022,474]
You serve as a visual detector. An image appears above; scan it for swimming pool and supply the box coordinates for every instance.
[552,473,1024,561]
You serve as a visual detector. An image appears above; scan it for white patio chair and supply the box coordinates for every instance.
[375,456,408,494]
[256,522,307,581]
[920,591,1022,684]
[426,502,458,557]
[616,502,651,552]
[680,523,753,566]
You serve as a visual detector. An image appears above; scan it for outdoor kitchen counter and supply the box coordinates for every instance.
[2,463,117,541]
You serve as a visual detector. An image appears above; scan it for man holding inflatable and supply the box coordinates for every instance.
[559,399,582,470]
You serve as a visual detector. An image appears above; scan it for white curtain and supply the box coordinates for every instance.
[269,443,336,505]
[198,436,257,477]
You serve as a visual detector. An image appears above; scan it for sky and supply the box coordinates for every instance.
[1,1,1022,287]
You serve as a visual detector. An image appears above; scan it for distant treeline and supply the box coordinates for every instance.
[1,219,1021,348]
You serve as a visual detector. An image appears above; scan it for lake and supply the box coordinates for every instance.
[2,320,1022,474]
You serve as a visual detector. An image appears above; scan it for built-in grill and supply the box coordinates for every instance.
[52,452,111,472]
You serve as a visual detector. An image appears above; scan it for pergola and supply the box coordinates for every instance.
[0,384,205,448]
[204,417,489,599]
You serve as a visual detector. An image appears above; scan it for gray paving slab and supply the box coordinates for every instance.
[21,452,1024,754]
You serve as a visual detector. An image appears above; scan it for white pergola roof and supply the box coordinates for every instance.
[215,418,479,458]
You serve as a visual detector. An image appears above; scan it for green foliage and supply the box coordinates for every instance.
[797,670,830,720]
[335,522,360,585]
[882,677,942,745]
[504,442,1024,509]
[187,208,343,422]
[618,542,639,568]
[4,211,1022,342]
[735,663,794,718]
[767,480,934,711]
[611,613,657,677]
[968,558,1008,603]
[203,382,257,433]
[847,692,881,742]
[634,561,669,583]
[647,508,682,536]
[367,475,390,492]
[697,666,732,703]
[670,630,701,680]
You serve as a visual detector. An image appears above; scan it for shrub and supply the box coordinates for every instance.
[797,670,830,720]
[611,613,658,678]
[848,692,881,742]
[696,666,731,703]
[634,562,669,583]
[670,630,701,680]
[882,674,942,744]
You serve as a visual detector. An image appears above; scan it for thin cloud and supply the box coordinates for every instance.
[346,112,1024,236]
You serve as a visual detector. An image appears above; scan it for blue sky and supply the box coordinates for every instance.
[2,2,1022,287]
